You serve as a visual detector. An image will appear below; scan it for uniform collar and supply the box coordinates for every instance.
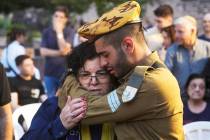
[138,51,160,66]
[118,68,134,84]
[118,51,160,83]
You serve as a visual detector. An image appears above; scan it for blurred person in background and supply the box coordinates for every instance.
[158,25,176,61]
[73,20,88,47]
[165,16,210,92]
[183,74,210,124]
[200,14,210,96]
[0,63,13,140]
[145,4,174,51]
[1,27,40,79]
[40,6,75,97]
[199,13,210,42]
[9,55,47,112]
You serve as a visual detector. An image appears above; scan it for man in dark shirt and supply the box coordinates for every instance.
[0,63,13,140]
[40,6,75,97]
[9,55,46,111]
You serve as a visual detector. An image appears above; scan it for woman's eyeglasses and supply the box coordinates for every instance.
[78,70,109,83]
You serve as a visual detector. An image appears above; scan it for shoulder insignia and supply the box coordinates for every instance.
[122,66,153,103]
[107,90,121,112]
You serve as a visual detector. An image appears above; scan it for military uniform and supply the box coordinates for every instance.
[58,1,184,140]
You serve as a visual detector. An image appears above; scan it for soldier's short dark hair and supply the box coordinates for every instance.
[15,55,31,66]
[154,4,173,17]
[100,23,145,51]
[67,42,98,76]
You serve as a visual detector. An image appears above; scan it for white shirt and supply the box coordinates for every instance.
[1,41,40,79]
[1,41,25,77]
[144,26,164,51]
[73,33,80,47]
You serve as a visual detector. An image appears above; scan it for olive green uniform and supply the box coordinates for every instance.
[59,52,184,140]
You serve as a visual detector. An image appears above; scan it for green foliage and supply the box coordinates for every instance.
[51,0,91,14]
[0,0,149,15]
[0,16,11,29]
[6,23,26,34]
[0,0,50,14]
[31,31,41,38]
[94,0,149,16]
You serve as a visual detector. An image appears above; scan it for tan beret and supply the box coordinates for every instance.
[78,1,141,39]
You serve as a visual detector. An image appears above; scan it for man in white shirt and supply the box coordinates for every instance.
[1,40,25,77]
[145,4,174,51]
[1,27,40,79]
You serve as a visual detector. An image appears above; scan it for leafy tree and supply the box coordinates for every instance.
[0,0,50,13]
[93,0,148,16]
[0,0,149,15]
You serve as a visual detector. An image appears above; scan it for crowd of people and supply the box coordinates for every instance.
[0,1,210,140]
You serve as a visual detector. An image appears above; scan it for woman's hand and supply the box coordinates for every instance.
[60,96,87,130]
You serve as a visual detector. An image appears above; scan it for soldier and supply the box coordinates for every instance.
[58,1,184,140]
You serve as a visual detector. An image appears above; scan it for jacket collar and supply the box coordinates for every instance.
[119,51,160,83]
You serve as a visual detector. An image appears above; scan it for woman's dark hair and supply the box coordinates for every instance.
[7,27,26,43]
[67,42,98,76]
[161,25,176,43]
[185,73,206,90]
[182,73,206,101]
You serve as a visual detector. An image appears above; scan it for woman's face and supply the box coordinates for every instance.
[187,78,206,101]
[78,57,111,96]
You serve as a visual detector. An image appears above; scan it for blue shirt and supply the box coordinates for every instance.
[21,97,103,140]
[165,39,210,91]
[41,26,75,78]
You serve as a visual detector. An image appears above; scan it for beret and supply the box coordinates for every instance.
[78,1,141,39]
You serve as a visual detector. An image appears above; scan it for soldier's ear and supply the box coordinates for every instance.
[121,37,135,55]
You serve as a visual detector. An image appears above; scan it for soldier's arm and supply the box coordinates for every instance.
[58,69,159,125]
[58,75,126,124]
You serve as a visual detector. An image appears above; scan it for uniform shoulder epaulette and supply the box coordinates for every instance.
[122,66,153,103]
[122,61,166,103]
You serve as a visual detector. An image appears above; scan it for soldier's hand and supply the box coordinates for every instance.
[60,96,87,130]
